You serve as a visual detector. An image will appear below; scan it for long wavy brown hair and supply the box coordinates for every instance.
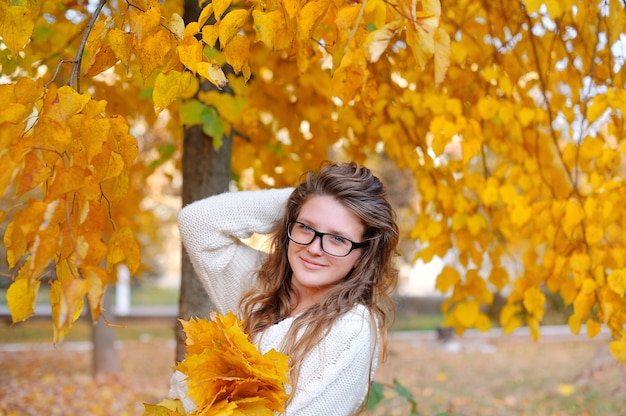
[240,161,399,408]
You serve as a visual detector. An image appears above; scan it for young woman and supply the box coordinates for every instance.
[169,161,399,415]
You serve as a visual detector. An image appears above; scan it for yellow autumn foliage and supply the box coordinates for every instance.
[1,0,626,367]
[144,312,289,416]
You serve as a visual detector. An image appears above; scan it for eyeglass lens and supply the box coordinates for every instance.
[288,222,353,257]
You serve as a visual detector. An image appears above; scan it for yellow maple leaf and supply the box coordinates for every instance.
[153,312,290,416]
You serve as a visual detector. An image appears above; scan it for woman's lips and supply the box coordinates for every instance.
[300,257,325,269]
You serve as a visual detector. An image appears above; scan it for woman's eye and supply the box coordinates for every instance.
[299,223,314,232]
[331,235,348,245]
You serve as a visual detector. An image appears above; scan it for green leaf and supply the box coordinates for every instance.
[200,106,225,149]
[180,99,205,126]
[366,381,384,410]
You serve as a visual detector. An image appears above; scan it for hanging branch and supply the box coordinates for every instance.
[46,0,108,91]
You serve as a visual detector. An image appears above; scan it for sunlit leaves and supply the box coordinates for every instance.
[1,81,140,338]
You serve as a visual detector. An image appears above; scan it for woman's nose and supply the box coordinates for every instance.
[307,235,324,255]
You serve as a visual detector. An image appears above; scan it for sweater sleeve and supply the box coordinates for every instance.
[286,305,379,416]
[177,187,294,315]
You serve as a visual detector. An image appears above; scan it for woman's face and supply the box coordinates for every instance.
[287,195,365,311]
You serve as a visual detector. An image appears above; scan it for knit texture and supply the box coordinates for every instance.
[171,188,379,415]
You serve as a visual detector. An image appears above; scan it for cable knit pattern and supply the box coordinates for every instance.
[172,188,379,416]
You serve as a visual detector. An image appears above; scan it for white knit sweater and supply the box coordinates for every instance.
[170,188,379,416]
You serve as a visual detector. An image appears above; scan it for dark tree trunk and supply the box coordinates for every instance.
[175,0,234,362]
[176,123,232,361]
[91,288,120,377]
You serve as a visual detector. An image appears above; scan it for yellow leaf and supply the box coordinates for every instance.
[558,384,575,396]
[454,300,479,328]
[477,97,498,120]
[253,10,284,50]
[197,62,229,89]
[106,227,141,274]
[466,214,486,236]
[585,318,601,338]
[434,27,451,85]
[82,265,108,321]
[153,70,195,113]
[282,0,300,19]
[44,86,91,124]
[585,224,604,245]
[213,0,232,21]
[16,151,50,196]
[510,203,532,227]
[435,266,460,293]
[569,252,590,273]
[524,0,543,13]
[500,303,522,334]
[50,275,88,343]
[609,336,626,364]
[169,12,185,38]
[46,167,86,201]
[523,286,545,319]
[105,152,125,180]
[563,199,585,237]
[219,9,248,46]
[106,29,133,67]
[0,3,34,57]
[568,314,582,334]
[607,268,626,295]
[173,313,290,414]
[137,29,172,80]
[297,0,330,41]
[202,24,220,48]
[488,266,508,291]
[178,35,203,74]
[222,35,250,74]
[111,170,129,201]
[198,4,214,27]
[365,22,400,63]
[129,0,162,40]
[6,278,40,323]
[517,107,535,126]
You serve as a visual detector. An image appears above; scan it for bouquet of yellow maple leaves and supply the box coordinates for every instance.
[143,312,290,416]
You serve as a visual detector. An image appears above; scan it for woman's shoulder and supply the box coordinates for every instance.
[330,304,377,339]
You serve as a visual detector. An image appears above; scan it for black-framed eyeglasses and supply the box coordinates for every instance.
[287,221,368,257]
